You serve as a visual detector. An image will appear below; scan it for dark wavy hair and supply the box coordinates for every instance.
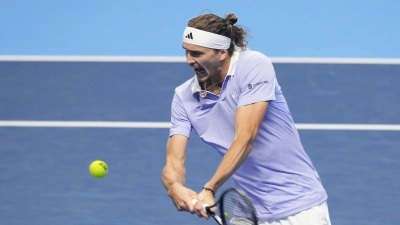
[187,13,249,55]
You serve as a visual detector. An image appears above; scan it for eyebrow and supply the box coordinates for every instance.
[182,47,203,54]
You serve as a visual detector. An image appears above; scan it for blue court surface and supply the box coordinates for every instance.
[0,58,399,225]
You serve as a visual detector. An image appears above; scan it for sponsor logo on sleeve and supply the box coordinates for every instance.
[247,80,269,89]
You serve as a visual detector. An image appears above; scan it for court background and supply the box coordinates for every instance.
[1,1,400,225]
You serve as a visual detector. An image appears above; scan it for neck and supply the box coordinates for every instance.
[208,55,232,86]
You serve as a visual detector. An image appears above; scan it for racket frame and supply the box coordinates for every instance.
[205,187,258,225]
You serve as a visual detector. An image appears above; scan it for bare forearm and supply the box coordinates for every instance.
[204,102,267,193]
[205,135,253,193]
[163,135,189,192]
[162,164,186,191]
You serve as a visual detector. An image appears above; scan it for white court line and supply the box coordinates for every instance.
[295,124,400,131]
[1,55,400,64]
[0,121,399,131]
[0,55,186,62]
[271,57,400,64]
[0,121,171,128]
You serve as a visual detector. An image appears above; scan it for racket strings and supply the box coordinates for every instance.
[221,191,255,225]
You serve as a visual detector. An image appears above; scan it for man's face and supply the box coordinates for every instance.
[182,42,223,82]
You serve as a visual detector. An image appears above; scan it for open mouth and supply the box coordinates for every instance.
[194,67,206,76]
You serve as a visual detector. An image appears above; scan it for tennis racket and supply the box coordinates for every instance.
[192,187,258,225]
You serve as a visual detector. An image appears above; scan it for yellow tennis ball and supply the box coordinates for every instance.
[89,160,108,178]
[224,212,229,218]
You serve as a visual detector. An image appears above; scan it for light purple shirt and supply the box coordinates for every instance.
[170,50,327,220]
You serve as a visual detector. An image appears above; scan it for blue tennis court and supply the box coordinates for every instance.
[0,59,399,225]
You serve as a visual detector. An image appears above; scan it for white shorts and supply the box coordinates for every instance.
[258,201,332,225]
[229,202,331,225]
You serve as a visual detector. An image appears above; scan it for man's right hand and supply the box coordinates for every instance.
[167,183,198,214]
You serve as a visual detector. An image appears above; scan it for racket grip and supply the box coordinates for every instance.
[192,199,222,225]
[191,199,208,213]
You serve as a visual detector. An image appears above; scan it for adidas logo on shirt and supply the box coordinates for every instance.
[185,32,193,39]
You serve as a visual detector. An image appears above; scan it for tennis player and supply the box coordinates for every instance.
[162,12,331,225]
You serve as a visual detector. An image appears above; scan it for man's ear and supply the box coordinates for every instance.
[219,49,229,61]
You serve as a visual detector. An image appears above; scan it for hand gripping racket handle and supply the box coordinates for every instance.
[192,199,223,225]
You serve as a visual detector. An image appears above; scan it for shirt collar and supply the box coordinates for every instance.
[191,50,240,94]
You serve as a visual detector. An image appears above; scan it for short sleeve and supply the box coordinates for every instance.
[169,89,192,138]
[236,52,277,107]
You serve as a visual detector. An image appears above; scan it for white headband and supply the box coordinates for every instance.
[182,27,231,49]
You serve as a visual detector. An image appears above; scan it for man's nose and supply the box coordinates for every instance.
[186,53,195,66]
